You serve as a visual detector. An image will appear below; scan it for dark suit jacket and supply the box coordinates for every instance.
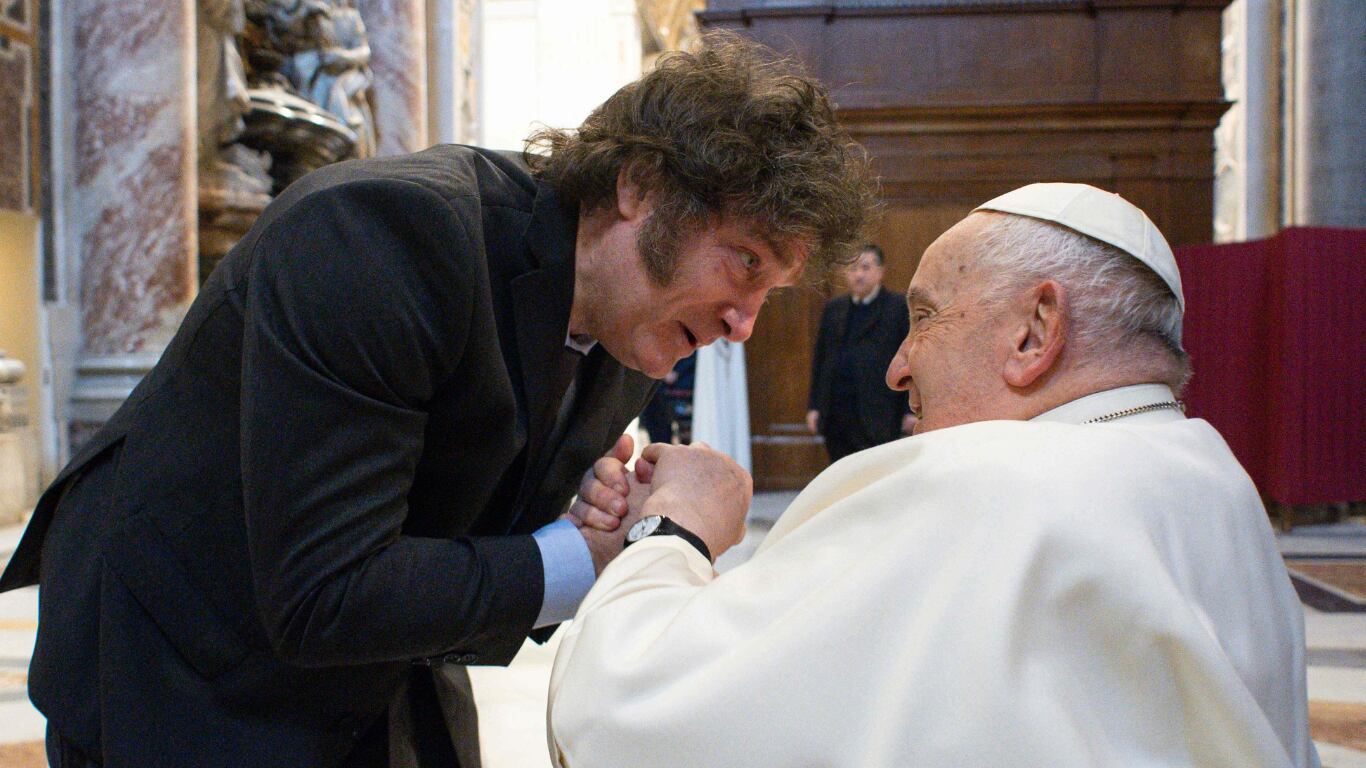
[0,145,655,766]
[808,288,909,444]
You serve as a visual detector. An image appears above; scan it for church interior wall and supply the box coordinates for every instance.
[0,210,41,521]
[480,0,641,153]
[1215,0,1366,240]
[1,0,1358,492]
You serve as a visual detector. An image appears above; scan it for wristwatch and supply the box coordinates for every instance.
[624,515,712,563]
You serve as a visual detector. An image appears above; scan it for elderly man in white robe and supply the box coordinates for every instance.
[549,183,1319,768]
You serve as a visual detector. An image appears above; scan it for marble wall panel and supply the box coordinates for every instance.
[0,39,28,211]
[360,0,428,155]
[0,0,34,212]
[71,0,196,356]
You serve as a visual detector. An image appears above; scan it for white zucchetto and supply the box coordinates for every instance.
[974,183,1185,312]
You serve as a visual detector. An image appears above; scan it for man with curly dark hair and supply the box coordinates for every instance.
[4,32,874,768]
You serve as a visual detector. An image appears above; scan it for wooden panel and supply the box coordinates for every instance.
[745,201,966,490]
[746,285,828,490]
[874,203,975,291]
[708,0,1230,489]
[704,3,1229,109]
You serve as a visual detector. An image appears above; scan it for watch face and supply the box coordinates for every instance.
[628,515,663,543]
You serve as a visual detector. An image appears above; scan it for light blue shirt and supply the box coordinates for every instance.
[529,334,603,628]
[532,518,597,628]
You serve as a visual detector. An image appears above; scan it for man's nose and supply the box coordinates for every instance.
[721,300,760,342]
[885,339,912,390]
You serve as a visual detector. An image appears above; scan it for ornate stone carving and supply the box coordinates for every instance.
[0,351,33,525]
[198,0,273,282]
[197,0,381,281]
[258,0,376,156]
[240,0,374,179]
[1214,0,1246,243]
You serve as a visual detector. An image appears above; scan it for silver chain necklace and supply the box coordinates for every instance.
[1082,400,1185,424]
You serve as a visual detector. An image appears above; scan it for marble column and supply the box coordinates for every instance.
[67,0,198,447]
[429,0,481,145]
[1214,0,1281,243]
[1287,0,1366,228]
[359,0,429,156]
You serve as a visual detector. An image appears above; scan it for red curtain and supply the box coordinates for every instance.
[1175,228,1365,505]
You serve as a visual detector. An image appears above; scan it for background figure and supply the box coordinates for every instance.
[640,352,695,445]
[692,339,751,473]
[807,244,912,463]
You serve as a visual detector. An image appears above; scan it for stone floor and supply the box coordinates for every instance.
[0,498,1363,766]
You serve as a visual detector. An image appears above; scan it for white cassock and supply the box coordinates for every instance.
[690,339,751,473]
[547,384,1318,768]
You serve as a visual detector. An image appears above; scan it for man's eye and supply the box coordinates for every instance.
[739,251,759,270]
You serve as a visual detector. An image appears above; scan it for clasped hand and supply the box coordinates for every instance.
[562,435,752,573]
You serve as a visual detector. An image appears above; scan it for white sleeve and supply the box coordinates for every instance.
[546,536,714,767]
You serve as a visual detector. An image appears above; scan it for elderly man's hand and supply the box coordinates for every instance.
[636,442,751,560]
[563,434,634,531]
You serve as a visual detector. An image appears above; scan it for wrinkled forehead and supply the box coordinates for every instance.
[913,214,991,287]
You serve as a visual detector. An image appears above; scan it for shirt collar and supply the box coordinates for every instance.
[851,285,881,305]
[1030,383,1182,425]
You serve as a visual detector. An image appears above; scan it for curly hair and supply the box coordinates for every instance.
[526,32,877,285]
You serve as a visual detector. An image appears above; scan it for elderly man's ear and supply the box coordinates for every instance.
[1002,280,1067,389]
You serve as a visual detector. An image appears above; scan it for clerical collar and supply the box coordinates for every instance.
[565,332,597,356]
[851,285,881,305]
[1030,383,1184,425]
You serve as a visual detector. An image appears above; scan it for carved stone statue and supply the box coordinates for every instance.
[197,0,273,283]
[195,0,379,282]
[249,0,376,157]
[231,0,369,191]
[281,0,376,157]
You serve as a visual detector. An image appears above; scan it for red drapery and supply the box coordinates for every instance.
[1175,227,1365,505]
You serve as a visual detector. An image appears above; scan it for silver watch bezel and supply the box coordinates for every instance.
[626,514,664,543]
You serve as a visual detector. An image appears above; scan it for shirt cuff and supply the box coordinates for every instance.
[532,518,597,628]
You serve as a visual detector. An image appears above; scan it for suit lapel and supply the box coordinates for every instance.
[546,350,620,478]
[512,349,622,528]
[510,268,572,446]
[508,183,580,519]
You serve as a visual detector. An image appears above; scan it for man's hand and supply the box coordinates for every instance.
[563,434,634,531]
[578,475,650,575]
[579,525,620,576]
[806,409,820,435]
[636,442,751,559]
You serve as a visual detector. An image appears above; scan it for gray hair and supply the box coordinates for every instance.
[972,211,1191,386]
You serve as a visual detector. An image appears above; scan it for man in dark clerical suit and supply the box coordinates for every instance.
[807,244,914,463]
[1,37,873,768]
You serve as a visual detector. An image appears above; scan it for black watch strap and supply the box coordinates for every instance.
[652,518,712,563]
[627,516,713,563]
